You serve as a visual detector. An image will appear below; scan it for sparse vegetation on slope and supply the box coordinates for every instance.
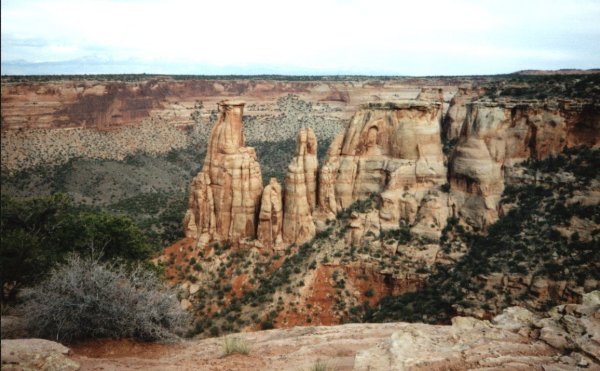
[483,74,600,100]
[167,193,438,338]
[371,146,600,323]
[0,194,155,302]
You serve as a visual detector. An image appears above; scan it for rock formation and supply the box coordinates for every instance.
[355,291,600,370]
[184,101,263,246]
[1,338,80,371]
[442,87,484,140]
[34,292,597,370]
[416,87,444,103]
[0,77,425,173]
[282,128,318,245]
[449,99,600,228]
[448,135,504,229]
[183,172,216,246]
[257,178,284,249]
[318,101,449,237]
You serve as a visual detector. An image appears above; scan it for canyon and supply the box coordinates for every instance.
[1,74,599,369]
[181,89,600,251]
[1,77,460,172]
[156,74,599,338]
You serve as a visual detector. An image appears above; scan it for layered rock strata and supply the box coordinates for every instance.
[355,291,600,370]
[442,87,484,140]
[449,100,600,228]
[282,128,318,245]
[319,101,449,237]
[184,101,263,246]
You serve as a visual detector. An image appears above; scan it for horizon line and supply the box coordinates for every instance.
[2,69,600,79]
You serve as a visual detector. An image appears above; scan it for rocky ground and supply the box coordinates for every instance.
[2,291,598,370]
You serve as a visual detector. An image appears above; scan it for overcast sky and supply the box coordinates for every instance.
[2,0,599,75]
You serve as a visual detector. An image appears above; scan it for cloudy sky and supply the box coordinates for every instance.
[2,0,599,75]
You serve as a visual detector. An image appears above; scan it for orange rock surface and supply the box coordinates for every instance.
[449,99,600,228]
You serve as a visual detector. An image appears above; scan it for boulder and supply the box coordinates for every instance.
[1,339,79,371]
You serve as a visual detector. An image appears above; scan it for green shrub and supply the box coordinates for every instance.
[1,194,154,302]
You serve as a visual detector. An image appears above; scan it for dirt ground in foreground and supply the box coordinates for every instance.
[68,323,405,371]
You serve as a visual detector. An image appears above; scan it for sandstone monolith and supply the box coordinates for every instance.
[282,128,318,245]
[184,101,263,246]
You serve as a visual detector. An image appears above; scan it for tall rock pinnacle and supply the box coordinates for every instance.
[282,127,318,245]
[184,101,263,246]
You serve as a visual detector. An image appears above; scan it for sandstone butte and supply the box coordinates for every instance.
[183,97,600,250]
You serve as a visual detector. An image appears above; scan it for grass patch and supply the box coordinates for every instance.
[222,336,251,356]
[310,359,334,371]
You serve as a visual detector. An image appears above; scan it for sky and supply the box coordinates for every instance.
[1,0,599,76]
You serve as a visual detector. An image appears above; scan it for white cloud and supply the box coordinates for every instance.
[1,0,599,74]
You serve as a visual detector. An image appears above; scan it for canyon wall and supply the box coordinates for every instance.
[172,91,599,332]
[1,78,460,172]
[449,99,600,228]
[184,94,600,249]
[318,101,449,238]
[442,87,484,140]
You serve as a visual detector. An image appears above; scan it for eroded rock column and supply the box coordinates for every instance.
[184,101,263,246]
[257,178,284,249]
[282,128,318,245]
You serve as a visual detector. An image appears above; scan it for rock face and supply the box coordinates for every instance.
[449,100,600,228]
[319,101,448,237]
[1,338,80,371]
[184,101,263,246]
[257,178,284,248]
[0,77,434,173]
[442,87,484,140]
[51,292,600,370]
[355,291,600,370]
[448,135,504,229]
[282,128,318,245]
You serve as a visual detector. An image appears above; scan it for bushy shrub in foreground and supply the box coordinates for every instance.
[21,255,190,343]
